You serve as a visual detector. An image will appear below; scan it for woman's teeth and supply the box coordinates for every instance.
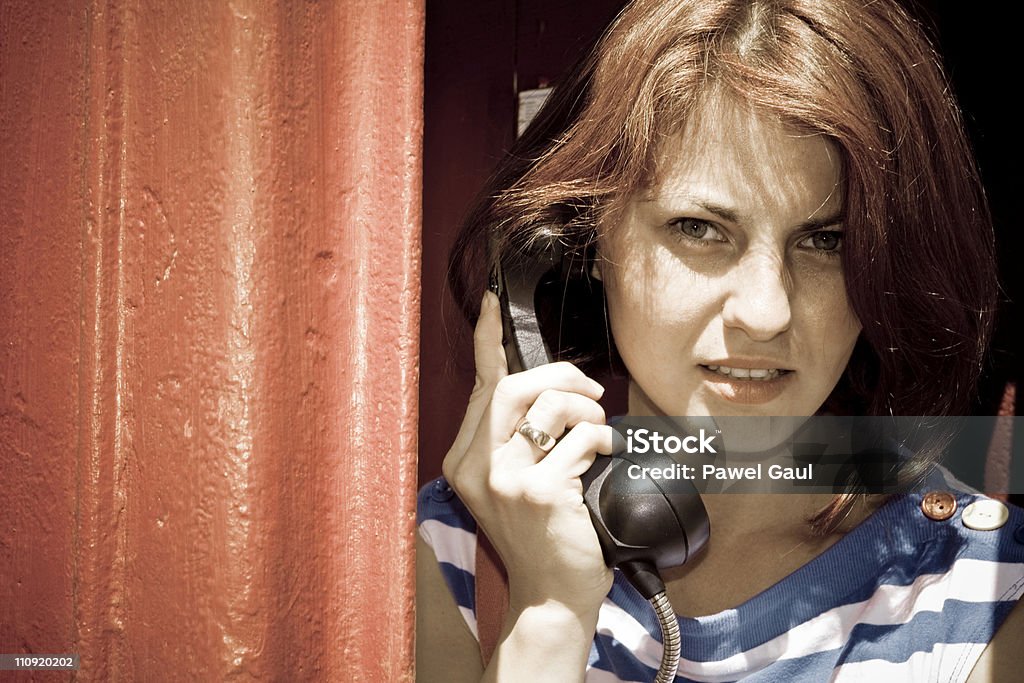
[704,365,786,381]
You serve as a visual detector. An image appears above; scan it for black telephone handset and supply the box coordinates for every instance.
[492,244,710,601]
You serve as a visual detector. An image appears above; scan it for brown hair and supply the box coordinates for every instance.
[450,0,996,419]
[448,0,999,520]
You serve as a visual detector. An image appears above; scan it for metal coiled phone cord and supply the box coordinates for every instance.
[650,591,680,683]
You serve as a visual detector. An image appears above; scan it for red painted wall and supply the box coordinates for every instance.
[0,1,422,680]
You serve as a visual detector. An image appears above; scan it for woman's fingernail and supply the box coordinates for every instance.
[481,289,498,311]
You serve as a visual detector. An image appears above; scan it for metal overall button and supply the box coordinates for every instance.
[921,491,957,521]
[432,478,456,502]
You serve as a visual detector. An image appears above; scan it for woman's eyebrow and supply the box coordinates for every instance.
[645,193,745,223]
[647,193,843,228]
[692,199,742,224]
[797,213,844,230]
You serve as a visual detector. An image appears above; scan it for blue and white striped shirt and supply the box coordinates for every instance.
[418,477,1024,682]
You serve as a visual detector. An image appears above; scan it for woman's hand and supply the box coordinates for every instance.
[442,291,615,615]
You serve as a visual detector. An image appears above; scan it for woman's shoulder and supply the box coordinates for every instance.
[798,480,1024,682]
[843,485,1024,682]
[417,476,477,538]
[851,476,1024,635]
[417,477,480,637]
[904,467,1024,567]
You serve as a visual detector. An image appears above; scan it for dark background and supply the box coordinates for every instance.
[418,1,1023,489]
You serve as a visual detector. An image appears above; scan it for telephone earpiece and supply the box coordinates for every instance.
[582,437,710,597]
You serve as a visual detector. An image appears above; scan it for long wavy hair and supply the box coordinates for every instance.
[448,0,998,524]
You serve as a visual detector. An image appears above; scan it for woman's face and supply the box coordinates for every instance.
[599,97,862,418]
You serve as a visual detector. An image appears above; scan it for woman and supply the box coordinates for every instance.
[418,0,1024,680]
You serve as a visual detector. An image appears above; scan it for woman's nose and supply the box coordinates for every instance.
[721,252,792,341]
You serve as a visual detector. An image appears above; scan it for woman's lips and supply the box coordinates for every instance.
[699,364,794,404]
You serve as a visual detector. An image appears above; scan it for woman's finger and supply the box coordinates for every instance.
[510,390,606,464]
[486,362,604,444]
[535,422,615,478]
[472,290,508,390]
[445,291,508,465]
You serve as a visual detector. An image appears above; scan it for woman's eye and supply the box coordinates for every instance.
[798,230,843,253]
[669,218,725,242]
